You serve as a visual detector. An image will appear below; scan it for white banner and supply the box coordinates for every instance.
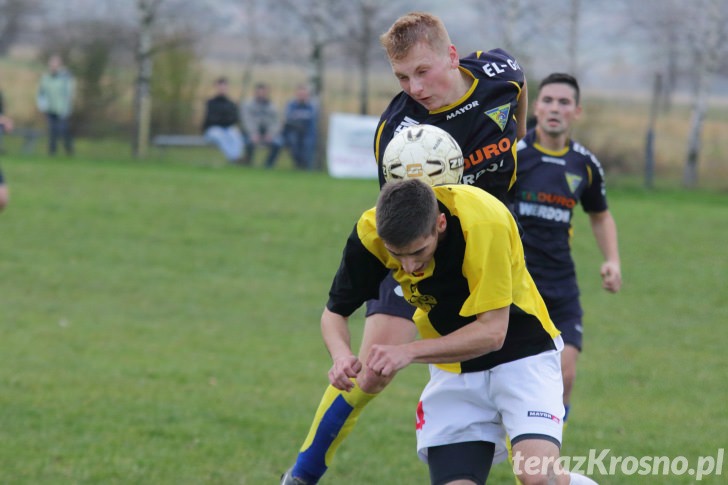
[326,112,379,179]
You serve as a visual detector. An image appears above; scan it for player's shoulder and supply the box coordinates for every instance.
[517,129,538,152]
[460,49,524,81]
[378,92,429,143]
[355,207,381,244]
[570,139,603,168]
[435,184,508,220]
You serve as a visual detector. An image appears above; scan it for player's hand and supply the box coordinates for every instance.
[0,115,13,133]
[366,344,412,377]
[328,355,362,391]
[601,261,622,293]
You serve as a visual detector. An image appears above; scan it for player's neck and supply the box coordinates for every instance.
[453,69,474,102]
[535,128,569,153]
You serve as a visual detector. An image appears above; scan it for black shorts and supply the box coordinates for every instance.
[365,272,416,320]
[542,293,583,351]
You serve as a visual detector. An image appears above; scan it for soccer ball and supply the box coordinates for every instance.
[382,124,464,186]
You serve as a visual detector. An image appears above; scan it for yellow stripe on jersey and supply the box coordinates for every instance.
[533,142,570,158]
[374,120,387,163]
[430,67,479,115]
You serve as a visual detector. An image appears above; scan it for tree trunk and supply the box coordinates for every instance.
[683,79,709,188]
[568,0,581,76]
[134,0,157,159]
[682,0,722,187]
[645,72,662,189]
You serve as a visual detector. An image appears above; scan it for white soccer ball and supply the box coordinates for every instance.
[382,124,464,186]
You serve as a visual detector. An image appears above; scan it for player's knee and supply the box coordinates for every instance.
[562,365,576,392]
[516,474,553,485]
[357,367,395,394]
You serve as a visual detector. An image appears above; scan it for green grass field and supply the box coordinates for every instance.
[1,150,726,484]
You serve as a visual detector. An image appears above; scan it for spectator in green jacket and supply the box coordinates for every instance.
[36,54,75,156]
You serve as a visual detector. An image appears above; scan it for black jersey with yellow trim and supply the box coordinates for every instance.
[375,49,525,204]
[514,129,608,297]
[326,184,559,374]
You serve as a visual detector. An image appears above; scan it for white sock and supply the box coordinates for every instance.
[569,472,599,485]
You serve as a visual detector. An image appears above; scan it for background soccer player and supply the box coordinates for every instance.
[0,113,13,212]
[282,11,528,484]
[514,72,622,424]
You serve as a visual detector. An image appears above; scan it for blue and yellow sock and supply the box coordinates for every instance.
[291,382,376,484]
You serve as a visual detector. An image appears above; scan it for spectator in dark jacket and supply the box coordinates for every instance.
[202,77,244,163]
[283,84,318,170]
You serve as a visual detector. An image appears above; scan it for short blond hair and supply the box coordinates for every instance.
[380,12,451,61]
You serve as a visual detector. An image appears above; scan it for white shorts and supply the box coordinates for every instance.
[415,336,564,465]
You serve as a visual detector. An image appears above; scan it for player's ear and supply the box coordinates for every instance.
[436,213,447,234]
[574,103,583,120]
[448,45,459,68]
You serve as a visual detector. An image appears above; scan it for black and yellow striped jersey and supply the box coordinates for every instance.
[375,49,526,204]
[327,184,559,373]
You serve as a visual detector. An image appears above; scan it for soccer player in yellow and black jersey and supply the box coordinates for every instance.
[289,179,599,485]
[514,73,622,427]
[281,12,529,484]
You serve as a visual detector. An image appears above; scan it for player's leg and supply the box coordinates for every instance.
[282,275,416,484]
[427,441,495,485]
[495,341,598,484]
[561,344,580,422]
[547,295,584,423]
[417,367,503,485]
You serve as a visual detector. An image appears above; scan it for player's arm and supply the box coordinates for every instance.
[0,114,13,133]
[366,306,508,376]
[515,78,528,140]
[0,183,8,212]
[321,307,361,391]
[588,209,622,293]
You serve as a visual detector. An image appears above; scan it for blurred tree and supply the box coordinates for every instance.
[133,0,207,157]
[270,0,353,169]
[566,0,580,76]
[150,37,201,134]
[338,0,407,115]
[625,0,687,113]
[134,0,162,158]
[0,0,39,55]
[682,0,728,187]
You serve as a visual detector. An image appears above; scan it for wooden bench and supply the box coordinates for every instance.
[151,134,212,148]
[0,127,41,154]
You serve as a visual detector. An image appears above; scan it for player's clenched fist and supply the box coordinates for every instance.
[366,344,413,378]
[328,355,362,391]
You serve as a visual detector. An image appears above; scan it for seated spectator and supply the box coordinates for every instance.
[283,84,317,170]
[240,82,283,167]
[202,77,244,164]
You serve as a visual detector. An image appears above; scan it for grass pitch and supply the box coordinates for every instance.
[0,152,726,484]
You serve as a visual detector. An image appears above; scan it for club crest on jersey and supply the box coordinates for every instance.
[565,172,582,193]
[485,104,510,132]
